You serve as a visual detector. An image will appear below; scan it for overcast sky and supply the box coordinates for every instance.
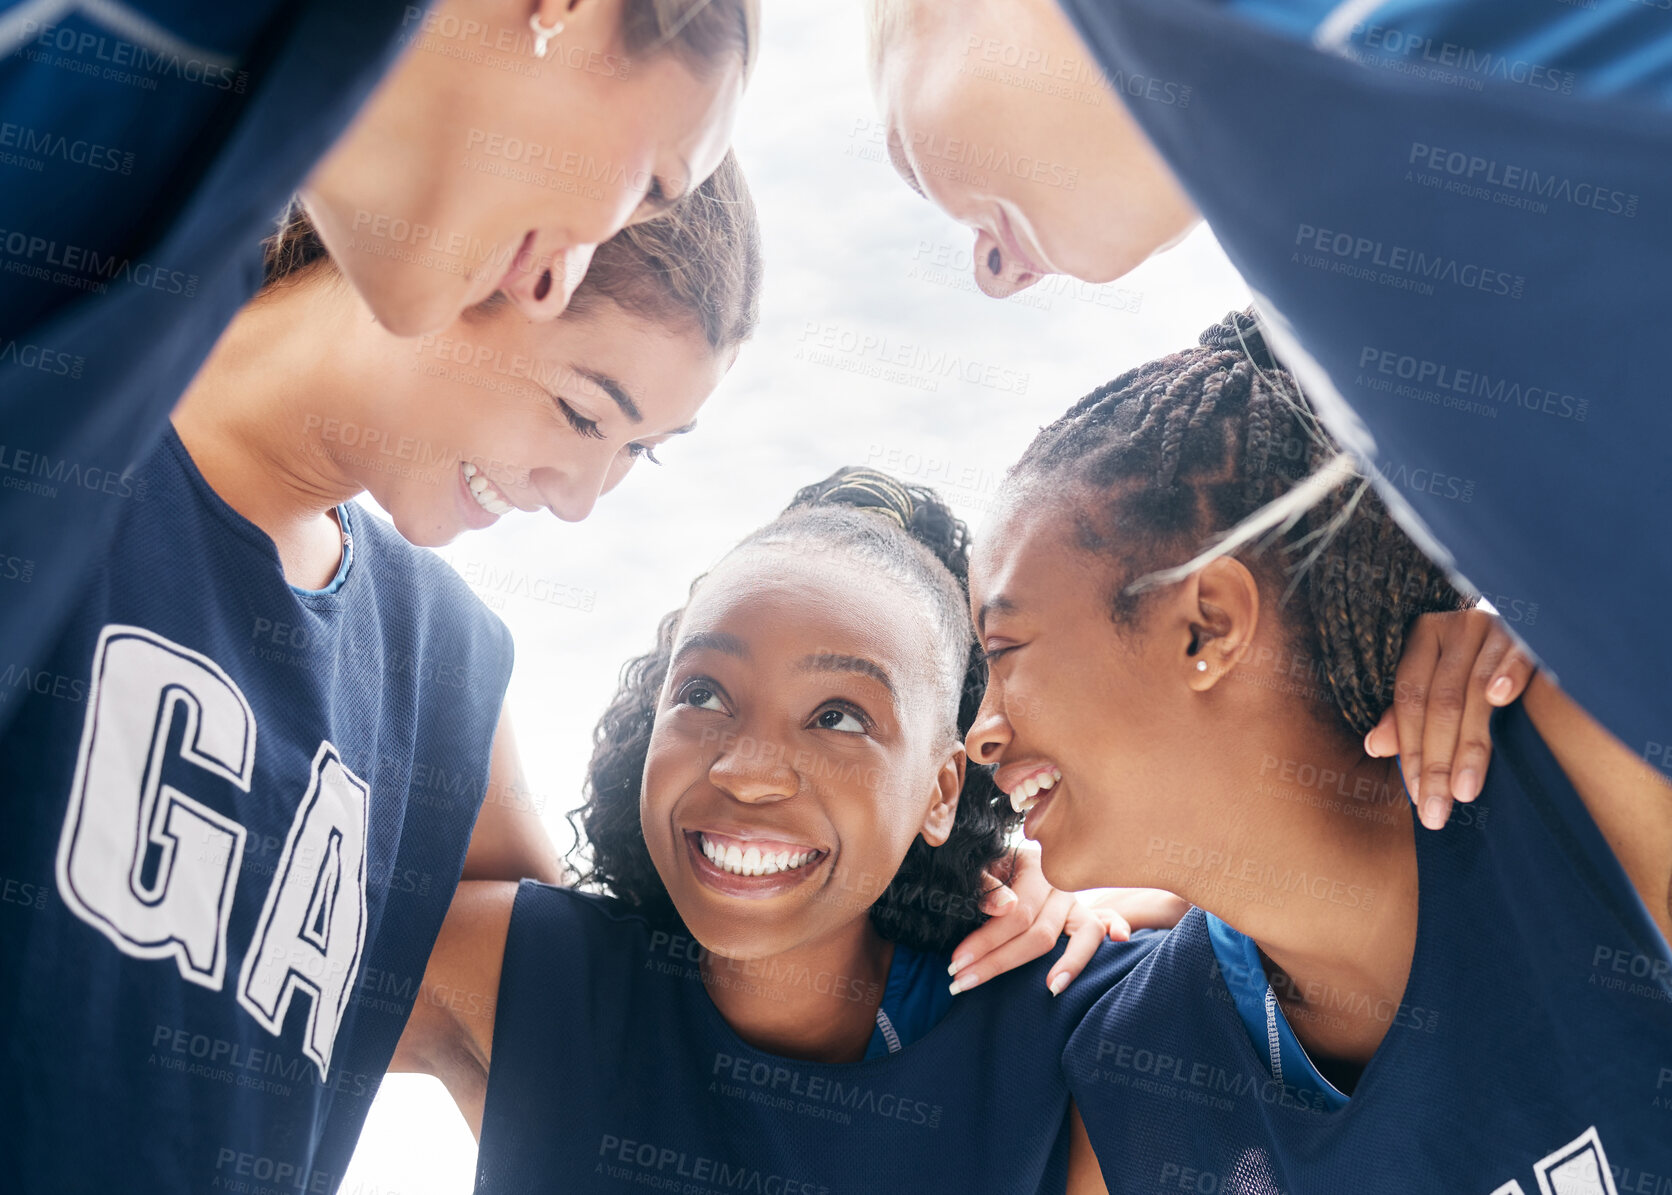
[343,5,1248,1189]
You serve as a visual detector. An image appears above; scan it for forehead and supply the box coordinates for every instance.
[679,546,943,686]
[971,489,1104,618]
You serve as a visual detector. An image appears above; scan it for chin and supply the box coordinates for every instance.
[390,510,460,549]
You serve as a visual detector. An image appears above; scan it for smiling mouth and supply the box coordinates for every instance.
[1006,767,1060,814]
[461,462,514,516]
[694,830,825,877]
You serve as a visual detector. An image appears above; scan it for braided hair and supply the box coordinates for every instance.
[1013,309,1469,737]
[571,467,1017,953]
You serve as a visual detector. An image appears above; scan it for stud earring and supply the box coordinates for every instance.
[1196,660,1208,672]
[529,14,564,58]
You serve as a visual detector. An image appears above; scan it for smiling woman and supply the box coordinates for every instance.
[178,150,760,567]
[388,467,1155,1193]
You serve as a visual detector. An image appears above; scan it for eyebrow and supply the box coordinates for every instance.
[796,652,896,697]
[572,367,643,424]
[976,594,1018,633]
[671,630,749,668]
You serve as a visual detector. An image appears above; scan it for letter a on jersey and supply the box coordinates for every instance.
[56,626,255,988]
[238,741,370,1080]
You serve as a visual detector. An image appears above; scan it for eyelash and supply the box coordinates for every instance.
[555,398,606,441]
[812,700,873,735]
[979,645,1017,666]
[627,443,662,465]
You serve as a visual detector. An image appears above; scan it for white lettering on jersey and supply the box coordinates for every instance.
[237,741,370,1080]
[1490,1127,1618,1195]
[55,626,255,988]
[1534,1127,1617,1195]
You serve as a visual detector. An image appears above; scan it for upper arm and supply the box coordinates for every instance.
[461,704,565,885]
[1065,1102,1110,1195]
[390,880,518,1137]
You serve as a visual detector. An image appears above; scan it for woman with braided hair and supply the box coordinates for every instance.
[966,312,1672,1192]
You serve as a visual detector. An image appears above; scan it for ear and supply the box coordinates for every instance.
[1179,556,1261,692]
[533,0,612,40]
[919,742,966,847]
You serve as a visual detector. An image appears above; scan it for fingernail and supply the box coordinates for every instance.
[1420,795,1448,830]
[1452,769,1479,802]
[1048,972,1069,997]
[950,974,982,997]
[1363,731,1380,757]
[1488,676,1513,703]
[990,887,1018,912]
[947,955,970,977]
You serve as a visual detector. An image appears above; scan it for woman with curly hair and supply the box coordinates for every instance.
[393,466,1173,1194]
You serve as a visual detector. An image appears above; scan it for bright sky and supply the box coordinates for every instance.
[342,4,1248,1190]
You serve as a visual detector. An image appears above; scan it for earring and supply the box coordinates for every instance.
[1196,660,1208,672]
[529,14,564,58]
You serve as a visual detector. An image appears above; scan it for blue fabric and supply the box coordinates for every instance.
[0,0,422,740]
[1224,0,1672,100]
[0,426,514,1192]
[1204,912,1350,1112]
[1054,0,1672,769]
[290,504,354,598]
[1064,702,1672,1191]
[863,942,957,1060]
[477,887,1160,1194]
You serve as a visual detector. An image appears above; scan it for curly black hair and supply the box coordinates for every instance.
[1011,309,1470,737]
[567,466,1018,953]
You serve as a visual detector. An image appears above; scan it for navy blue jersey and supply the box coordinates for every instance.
[1053,0,1672,764]
[476,884,1160,1195]
[0,427,513,1191]
[1063,703,1672,1194]
[0,0,417,737]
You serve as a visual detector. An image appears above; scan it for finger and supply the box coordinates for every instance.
[949,890,1031,977]
[1449,626,1517,804]
[1047,908,1108,997]
[981,848,1050,921]
[1364,706,1398,759]
[975,867,1020,917]
[1097,908,1132,942]
[1486,645,1537,706]
[1114,889,1192,931]
[952,889,1075,996]
[1388,614,1443,803]
[1416,614,1489,829]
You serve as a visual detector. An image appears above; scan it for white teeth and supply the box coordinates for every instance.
[700,835,819,878]
[1009,770,1060,815]
[462,463,514,516]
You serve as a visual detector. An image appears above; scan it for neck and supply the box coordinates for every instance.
[1175,713,1418,1067]
[172,277,372,582]
[700,918,894,1064]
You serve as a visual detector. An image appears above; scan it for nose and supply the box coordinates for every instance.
[500,236,599,321]
[971,229,1042,300]
[964,685,1014,766]
[709,738,798,804]
[528,447,615,523]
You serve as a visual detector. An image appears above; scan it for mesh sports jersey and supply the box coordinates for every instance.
[1222,0,1672,99]
[1053,0,1672,766]
[1063,702,1672,1194]
[0,0,417,738]
[476,884,1160,1195]
[0,427,513,1191]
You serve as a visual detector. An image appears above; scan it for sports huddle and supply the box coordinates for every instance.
[2,1,1669,1193]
